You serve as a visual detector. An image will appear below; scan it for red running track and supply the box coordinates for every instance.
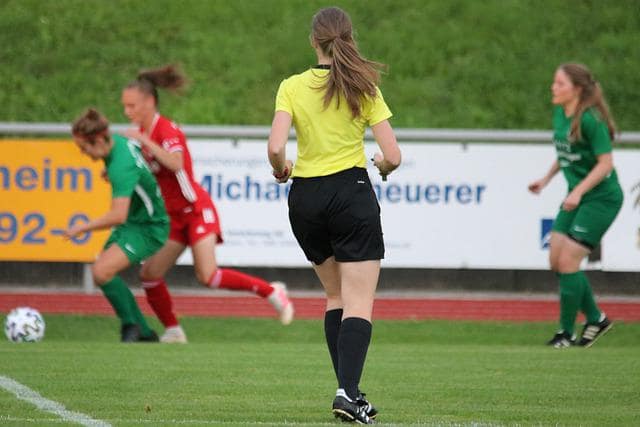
[1,292,640,322]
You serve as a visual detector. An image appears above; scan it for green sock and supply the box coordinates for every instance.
[101,276,137,326]
[579,272,602,324]
[558,272,584,335]
[101,276,152,336]
[128,292,153,337]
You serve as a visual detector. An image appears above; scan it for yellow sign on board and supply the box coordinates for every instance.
[0,139,110,262]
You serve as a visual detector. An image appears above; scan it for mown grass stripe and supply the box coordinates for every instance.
[0,416,505,426]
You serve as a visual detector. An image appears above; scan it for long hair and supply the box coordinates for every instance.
[71,108,109,143]
[311,7,385,118]
[124,64,187,106]
[559,63,616,141]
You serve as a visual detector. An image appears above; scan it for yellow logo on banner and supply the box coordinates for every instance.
[0,139,110,262]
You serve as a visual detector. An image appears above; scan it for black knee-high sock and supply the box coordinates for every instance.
[338,317,372,400]
[324,308,343,383]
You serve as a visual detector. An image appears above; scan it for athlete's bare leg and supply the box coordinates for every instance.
[312,256,342,311]
[139,239,186,280]
[549,232,590,273]
[93,244,132,285]
[339,260,380,322]
[190,234,219,284]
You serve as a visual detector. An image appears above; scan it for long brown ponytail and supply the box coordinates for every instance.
[311,7,385,118]
[559,63,616,141]
[124,64,187,106]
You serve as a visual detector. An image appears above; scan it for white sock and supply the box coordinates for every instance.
[335,388,353,402]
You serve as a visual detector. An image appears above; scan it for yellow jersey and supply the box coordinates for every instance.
[275,68,392,178]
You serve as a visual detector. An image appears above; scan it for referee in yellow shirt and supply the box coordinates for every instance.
[268,7,401,424]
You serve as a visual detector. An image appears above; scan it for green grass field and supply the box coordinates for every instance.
[1,315,639,426]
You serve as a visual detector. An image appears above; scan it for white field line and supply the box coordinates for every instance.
[0,375,111,427]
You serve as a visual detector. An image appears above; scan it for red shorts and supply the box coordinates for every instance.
[168,198,223,246]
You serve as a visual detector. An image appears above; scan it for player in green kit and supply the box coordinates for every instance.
[64,108,170,342]
[529,63,623,348]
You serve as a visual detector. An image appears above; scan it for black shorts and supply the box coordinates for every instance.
[288,167,384,264]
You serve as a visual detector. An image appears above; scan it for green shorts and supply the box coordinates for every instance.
[552,194,623,249]
[104,221,169,264]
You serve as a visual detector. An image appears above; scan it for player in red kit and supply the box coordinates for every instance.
[122,64,294,343]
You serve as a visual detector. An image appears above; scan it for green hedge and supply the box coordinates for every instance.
[2,0,639,129]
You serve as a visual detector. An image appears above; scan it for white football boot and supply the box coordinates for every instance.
[160,325,188,344]
[268,281,294,325]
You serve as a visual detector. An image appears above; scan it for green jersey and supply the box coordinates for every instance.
[105,135,168,225]
[552,106,621,201]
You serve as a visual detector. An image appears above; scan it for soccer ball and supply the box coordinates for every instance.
[4,307,46,343]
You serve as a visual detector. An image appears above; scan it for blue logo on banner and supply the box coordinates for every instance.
[540,218,554,249]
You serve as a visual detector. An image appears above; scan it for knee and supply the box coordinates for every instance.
[196,267,216,286]
[92,264,114,286]
[139,264,156,283]
[195,271,209,285]
[139,273,162,287]
[140,259,167,282]
[139,266,151,283]
[556,252,579,274]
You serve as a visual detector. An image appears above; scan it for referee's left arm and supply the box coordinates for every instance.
[372,119,401,176]
[268,111,293,177]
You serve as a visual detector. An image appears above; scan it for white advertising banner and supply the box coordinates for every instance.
[600,151,640,271]
[177,140,640,271]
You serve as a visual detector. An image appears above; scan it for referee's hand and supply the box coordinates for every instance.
[273,159,294,183]
[372,153,388,181]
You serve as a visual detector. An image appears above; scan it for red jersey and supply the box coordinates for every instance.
[142,114,210,215]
